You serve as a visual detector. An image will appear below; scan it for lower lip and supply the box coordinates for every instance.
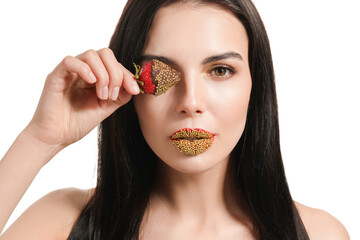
[170,128,215,156]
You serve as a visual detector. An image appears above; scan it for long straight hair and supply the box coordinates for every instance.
[68,0,310,239]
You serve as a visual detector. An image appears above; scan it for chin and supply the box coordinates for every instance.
[157,148,230,175]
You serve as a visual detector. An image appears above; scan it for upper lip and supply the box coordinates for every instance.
[170,128,215,140]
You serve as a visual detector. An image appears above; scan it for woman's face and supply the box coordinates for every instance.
[133,3,252,174]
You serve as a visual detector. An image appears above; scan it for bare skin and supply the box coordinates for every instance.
[0,3,350,240]
[0,48,140,238]
[0,187,349,239]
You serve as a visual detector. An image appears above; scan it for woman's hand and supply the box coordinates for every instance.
[24,48,139,159]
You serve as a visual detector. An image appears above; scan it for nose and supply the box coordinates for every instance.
[175,72,206,117]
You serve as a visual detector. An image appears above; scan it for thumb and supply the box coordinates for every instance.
[98,89,133,120]
[118,87,133,106]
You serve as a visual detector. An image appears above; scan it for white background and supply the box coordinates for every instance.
[0,0,359,238]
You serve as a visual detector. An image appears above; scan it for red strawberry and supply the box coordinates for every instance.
[134,61,155,94]
[133,59,181,96]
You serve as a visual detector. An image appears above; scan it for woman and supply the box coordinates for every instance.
[0,0,350,239]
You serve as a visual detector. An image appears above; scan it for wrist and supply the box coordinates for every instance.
[19,127,65,167]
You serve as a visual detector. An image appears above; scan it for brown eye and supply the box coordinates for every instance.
[210,66,234,78]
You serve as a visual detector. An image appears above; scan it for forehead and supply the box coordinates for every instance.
[143,3,249,60]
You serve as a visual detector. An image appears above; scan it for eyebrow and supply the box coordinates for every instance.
[139,51,243,67]
[202,51,243,64]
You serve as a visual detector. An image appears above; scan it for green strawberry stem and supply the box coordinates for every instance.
[133,62,145,94]
[133,63,141,79]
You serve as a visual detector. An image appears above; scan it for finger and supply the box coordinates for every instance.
[52,56,97,86]
[97,48,123,101]
[98,48,140,99]
[77,49,110,100]
[118,63,140,96]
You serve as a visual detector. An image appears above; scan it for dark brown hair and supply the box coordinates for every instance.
[68,0,310,239]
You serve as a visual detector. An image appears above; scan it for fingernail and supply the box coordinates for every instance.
[131,81,140,94]
[102,86,108,100]
[89,71,96,83]
[111,87,120,101]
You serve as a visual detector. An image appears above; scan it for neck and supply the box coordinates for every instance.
[150,155,246,223]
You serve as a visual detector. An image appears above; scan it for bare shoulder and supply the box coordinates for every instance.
[1,187,94,240]
[295,202,350,240]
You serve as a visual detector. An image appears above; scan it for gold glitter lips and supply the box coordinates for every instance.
[170,128,215,156]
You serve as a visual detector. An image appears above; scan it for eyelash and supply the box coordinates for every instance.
[209,65,236,79]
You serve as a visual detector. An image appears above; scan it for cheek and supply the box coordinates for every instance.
[133,95,168,145]
[225,87,250,120]
[213,78,251,142]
